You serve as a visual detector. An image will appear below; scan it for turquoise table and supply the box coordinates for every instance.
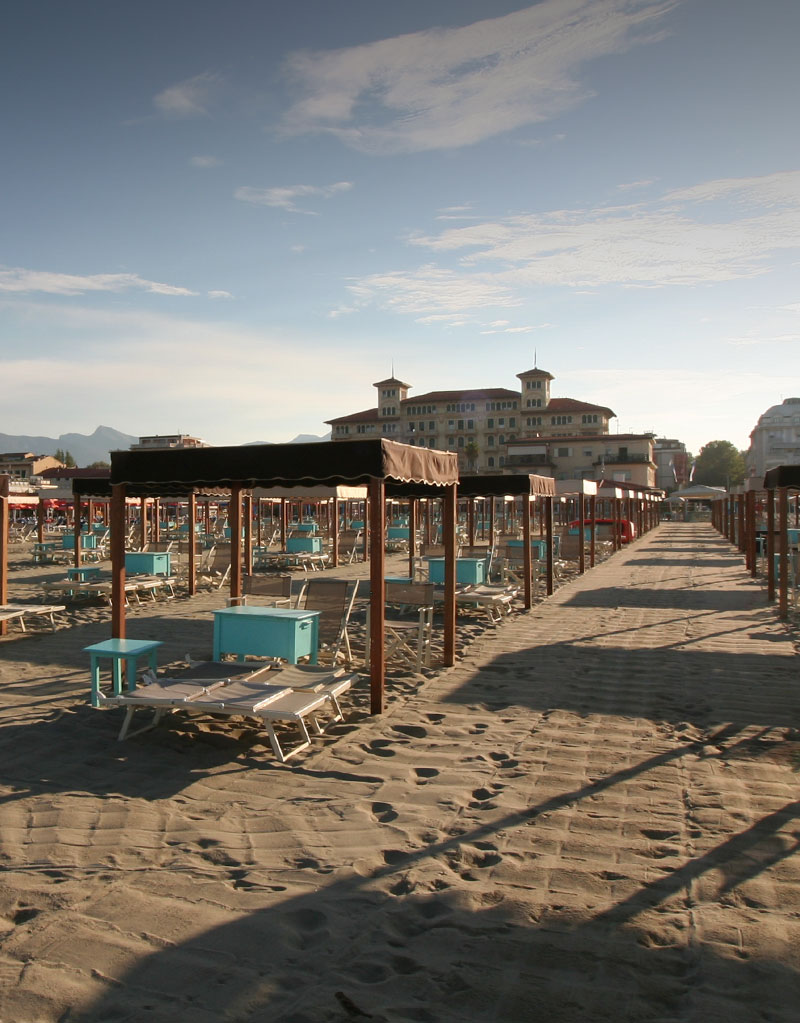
[33,541,60,563]
[426,557,486,585]
[125,551,172,576]
[293,522,318,534]
[507,538,552,558]
[62,533,97,550]
[85,638,163,708]
[212,606,319,663]
[68,565,103,582]
[287,535,322,554]
[387,526,410,540]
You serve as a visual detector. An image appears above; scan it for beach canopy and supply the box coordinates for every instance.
[763,465,800,489]
[667,484,727,502]
[106,439,460,716]
[111,439,458,495]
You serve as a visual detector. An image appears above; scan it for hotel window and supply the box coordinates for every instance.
[487,456,495,468]
[487,435,495,447]
[487,418,494,429]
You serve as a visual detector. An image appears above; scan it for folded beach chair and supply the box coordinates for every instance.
[0,604,66,631]
[108,663,357,762]
[455,583,518,625]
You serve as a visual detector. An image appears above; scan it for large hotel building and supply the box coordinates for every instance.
[326,366,657,487]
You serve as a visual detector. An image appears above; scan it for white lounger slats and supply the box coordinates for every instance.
[108,665,356,762]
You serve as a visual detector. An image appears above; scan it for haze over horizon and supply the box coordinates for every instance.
[2,0,798,456]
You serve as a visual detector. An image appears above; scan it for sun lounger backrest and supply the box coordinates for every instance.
[385,581,436,607]
[242,574,292,599]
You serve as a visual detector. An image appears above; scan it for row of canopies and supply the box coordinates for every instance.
[708,465,800,618]
[0,440,665,711]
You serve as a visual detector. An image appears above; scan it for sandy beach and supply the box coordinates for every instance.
[1,522,799,1022]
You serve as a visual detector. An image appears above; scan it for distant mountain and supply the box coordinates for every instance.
[244,433,331,446]
[0,425,138,466]
[290,433,330,443]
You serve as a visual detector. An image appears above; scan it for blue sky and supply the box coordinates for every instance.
[1,0,798,456]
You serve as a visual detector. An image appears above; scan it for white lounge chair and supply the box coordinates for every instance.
[105,663,357,762]
[0,604,66,631]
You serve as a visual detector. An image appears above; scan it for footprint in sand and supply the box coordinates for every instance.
[199,847,241,867]
[361,739,396,757]
[414,767,439,782]
[11,906,41,925]
[371,801,399,823]
[469,722,490,734]
[426,713,446,723]
[391,724,427,739]
[383,848,411,866]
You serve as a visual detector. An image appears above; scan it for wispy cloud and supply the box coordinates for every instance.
[154,72,222,117]
[345,265,519,325]
[234,181,353,214]
[281,0,678,153]
[0,268,198,297]
[344,170,800,319]
[190,154,222,168]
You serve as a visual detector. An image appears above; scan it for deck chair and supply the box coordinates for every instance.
[296,578,359,666]
[229,574,293,607]
[110,669,355,762]
[455,583,518,624]
[0,604,66,631]
[337,529,363,564]
[365,582,435,673]
[197,545,232,589]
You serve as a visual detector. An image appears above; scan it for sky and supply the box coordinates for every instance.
[1,0,798,457]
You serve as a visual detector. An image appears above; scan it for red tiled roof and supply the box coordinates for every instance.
[405,388,520,403]
[325,407,380,425]
[547,397,616,417]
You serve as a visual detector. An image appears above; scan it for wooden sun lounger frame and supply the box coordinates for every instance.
[0,604,66,631]
[101,665,356,763]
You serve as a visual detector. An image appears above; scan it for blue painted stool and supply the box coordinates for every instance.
[84,638,163,708]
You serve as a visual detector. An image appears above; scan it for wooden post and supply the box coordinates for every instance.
[766,488,775,602]
[578,492,586,575]
[443,484,457,666]
[230,485,243,603]
[522,494,532,609]
[73,493,82,568]
[467,498,475,548]
[280,498,287,550]
[37,498,45,543]
[368,478,385,715]
[545,496,554,596]
[408,498,417,581]
[589,493,596,568]
[111,484,127,639]
[331,498,340,568]
[746,489,756,577]
[188,492,197,596]
[243,493,253,576]
[778,488,788,619]
[0,476,9,637]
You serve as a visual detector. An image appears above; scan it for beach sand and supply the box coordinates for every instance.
[1,523,799,1021]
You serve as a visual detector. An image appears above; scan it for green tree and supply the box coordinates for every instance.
[54,448,64,463]
[63,451,76,467]
[464,440,479,472]
[693,440,746,487]
[87,460,110,469]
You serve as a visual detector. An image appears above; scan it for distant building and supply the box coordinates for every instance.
[130,434,209,451]
[506,433,657,488]
[0,452,63,479]
[746,398,800,479]
[326,367,621,475]
[653,438,689,493]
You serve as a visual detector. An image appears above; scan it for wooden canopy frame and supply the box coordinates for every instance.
[108,440,459,714]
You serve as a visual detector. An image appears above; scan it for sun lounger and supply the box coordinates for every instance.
[0,604,66,631]
[105,662,357,762]
[455,583,519,624]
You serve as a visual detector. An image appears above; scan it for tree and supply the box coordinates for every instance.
[87,460,110,469]
[464,440,479,472]
[693,440,746,487]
